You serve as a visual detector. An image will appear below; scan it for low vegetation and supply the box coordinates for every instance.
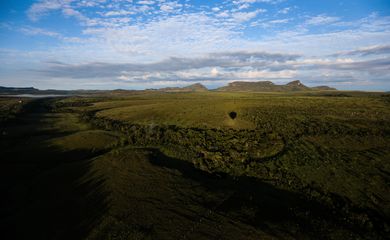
[0,98,29,124]
[1,90,389,239]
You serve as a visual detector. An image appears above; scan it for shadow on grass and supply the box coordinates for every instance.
[147,148,372,239]
[0,98,110,240]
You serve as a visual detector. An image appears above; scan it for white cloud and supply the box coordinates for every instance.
[19,26,61,38]
[237,3,251,10]
[233,0,284,4]
[138,0,155,5]
[211,67,219,76]
[216,11,230,18]
[278,7,290,14]
[160,1,182,12]
[269,19,289,24]
[104,10,136,17]
[233,0,257,3]
[77,0,107,8]
[232,9,266,22]
[252,18,289,27]
[305,15,340,25]
[27,0,76,21]
[81,12,240,59]
[62,7,86,20]
[6,1,390,90]
[233,69,297,79]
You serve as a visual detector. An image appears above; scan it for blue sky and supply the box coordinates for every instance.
[0,0,389,90]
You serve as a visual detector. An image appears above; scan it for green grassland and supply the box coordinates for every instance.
[0,98,30,123]
[1,91,389,239]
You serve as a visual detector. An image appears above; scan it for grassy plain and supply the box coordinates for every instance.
[1,91,389,239]
[0,98,30,123]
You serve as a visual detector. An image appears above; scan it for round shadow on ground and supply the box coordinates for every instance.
[229,111,237,120]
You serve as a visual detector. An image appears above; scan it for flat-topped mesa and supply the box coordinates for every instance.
[218,81,279,92]
[0,86,37,91]
[216,80,336,92]
[229,81,274,87]
[0,86,39,93]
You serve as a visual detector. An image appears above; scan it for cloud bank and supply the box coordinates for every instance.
[0,0,389,90]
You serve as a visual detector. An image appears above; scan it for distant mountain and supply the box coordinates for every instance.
[0,86,40,94]
[217,81,276,92]
[216,80,336,92]
[185,83,208,91]
[0,81,337,96]
[157,83,208,92]
[0,86,99,96]
[285,80,311,91]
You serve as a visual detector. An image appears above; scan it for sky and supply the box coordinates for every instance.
[0,0,389,90]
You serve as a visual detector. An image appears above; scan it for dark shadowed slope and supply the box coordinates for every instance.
[0,99,113,240]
